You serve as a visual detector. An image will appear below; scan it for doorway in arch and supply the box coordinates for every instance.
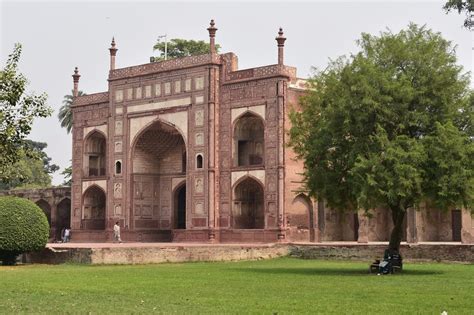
[174,185,186,229]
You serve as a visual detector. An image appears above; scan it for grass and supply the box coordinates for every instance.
[0,258,473,314]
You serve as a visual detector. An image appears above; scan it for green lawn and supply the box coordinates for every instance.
[1,258,473,314]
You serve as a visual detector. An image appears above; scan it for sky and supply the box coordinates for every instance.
[1,0,472,185]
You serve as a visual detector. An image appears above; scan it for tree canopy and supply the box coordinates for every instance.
[0,44,52,183]
[0,140,59,190]
[289,24,473,252]
[444,0,473,29]
[152,38,221,61]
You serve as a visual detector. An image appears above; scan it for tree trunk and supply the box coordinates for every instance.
[388,205,406,254]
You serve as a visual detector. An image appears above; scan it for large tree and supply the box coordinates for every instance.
[289,24,473,253]
[58,90,86,134]
[444,0,473,29]
[152,38,221,62]
[0,140,59,190]
[0,43,51,182]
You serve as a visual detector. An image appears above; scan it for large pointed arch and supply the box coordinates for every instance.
[130,119,187,230]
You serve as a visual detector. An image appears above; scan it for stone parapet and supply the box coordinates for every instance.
[72,92,109,107]
[108,53,221,81]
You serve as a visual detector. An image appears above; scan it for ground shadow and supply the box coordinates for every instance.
[233,267,443,277]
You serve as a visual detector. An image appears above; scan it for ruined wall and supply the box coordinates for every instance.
[0,187,71,241]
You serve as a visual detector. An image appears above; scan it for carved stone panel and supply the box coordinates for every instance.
[195,177,204,193]
[195,77,204,90]
[126,88,133,101]
[164,82,171,95]
[115,141,122,153]
[195,110,204,126]
[135,87,142,99]
[195,133,204,146]
[115,120,123,136]
[114,204,122,215]
[155,83,161,96]
[194,201,205,215]
[115,90,123,102]
[114,182,122,198]
[185,79,191,91]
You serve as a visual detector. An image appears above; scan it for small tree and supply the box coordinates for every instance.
[152,38,221,61]
[0,197,49,265]
[0,44,51,183]
[289,24,473,254]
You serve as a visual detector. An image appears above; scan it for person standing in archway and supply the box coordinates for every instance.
[113,221,122,243]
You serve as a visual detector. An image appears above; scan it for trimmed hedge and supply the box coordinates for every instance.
[0,197,49,265]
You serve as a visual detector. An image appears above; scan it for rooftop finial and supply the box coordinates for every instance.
[109,37,118,70]
[72,67,81,97]
[275,27,287,65]
[207,19,218,55]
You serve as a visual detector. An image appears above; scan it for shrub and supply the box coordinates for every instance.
[0,197,49,265]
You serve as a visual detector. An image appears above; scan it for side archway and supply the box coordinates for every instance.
[35,199,51,227]
[84,131,106,177]
[233,112,264,167]
[82,185,106,230]
[287,194,314,242]
[56,198,71,239]
[232,177,264,229]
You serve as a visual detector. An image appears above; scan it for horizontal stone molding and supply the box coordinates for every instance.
[127,97,191,114]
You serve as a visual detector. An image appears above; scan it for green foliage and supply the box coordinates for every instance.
[58,90,86,134]
[0,197,49,265]
[289,24,473,250]
[0,44,52,183]
[61,164,72,186]
[152,38,221,61]
[443,0,473,29]
[0,259,473,313]
[0,140,59,190]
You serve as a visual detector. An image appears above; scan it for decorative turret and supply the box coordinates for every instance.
[72,67,80,97]
[109,37,118,70]
[207,19,218,55]
[275,27,286,65]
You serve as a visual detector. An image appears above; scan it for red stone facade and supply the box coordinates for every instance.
[67,21,474,243]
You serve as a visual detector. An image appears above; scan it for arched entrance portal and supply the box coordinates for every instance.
[56,198,71,239]
[232,177,264,229]
[174,184,186,229]
[131,120,186,231]
[82,186,106,230]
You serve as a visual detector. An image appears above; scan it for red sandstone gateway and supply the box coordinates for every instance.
[9,20,465,244]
